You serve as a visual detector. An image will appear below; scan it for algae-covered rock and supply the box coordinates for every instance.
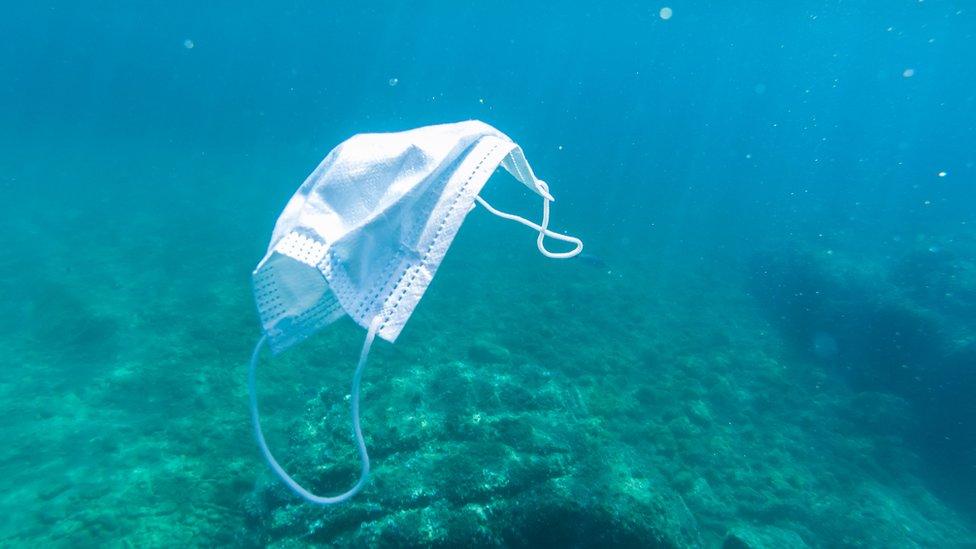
[748,245,976,501]
[468,340,512,364]
[687,400,713,426]
[685,477,724,517]
[723,524,809,549]
[244,355,704,547]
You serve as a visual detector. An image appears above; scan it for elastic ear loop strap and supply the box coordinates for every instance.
[474,182,583,259]
[248,317,381,504]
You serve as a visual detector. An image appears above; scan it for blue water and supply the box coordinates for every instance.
[2,2,974,546]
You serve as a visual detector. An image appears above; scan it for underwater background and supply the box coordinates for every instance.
[2,1,974,547]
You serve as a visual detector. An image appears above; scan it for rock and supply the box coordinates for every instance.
[748,246,976,500]
[688,400,713,426]
[723,524,809,549]
[686,477,724,517]
[468,340,512,364]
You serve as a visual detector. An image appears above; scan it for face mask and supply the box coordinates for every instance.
[248,120,582,504]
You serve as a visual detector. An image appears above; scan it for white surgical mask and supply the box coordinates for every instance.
[248,120,582,504]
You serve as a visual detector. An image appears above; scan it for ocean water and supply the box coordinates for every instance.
[2,2,974,547]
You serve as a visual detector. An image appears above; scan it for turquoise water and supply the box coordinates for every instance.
[2,2,975,547]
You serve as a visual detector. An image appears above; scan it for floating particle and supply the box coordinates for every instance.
[478,98,485,104]
[558,145,564,151]
[902,68,915,78]
[183,39,194,49]
[938,171,947,177]
[388,77,399,87]
[659,6,673,20]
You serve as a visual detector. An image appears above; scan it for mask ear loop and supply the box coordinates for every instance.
[474,181,583,259]
[248,316,382,504]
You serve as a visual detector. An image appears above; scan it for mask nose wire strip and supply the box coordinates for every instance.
[473,194,583,259]
[248,316,382,504]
